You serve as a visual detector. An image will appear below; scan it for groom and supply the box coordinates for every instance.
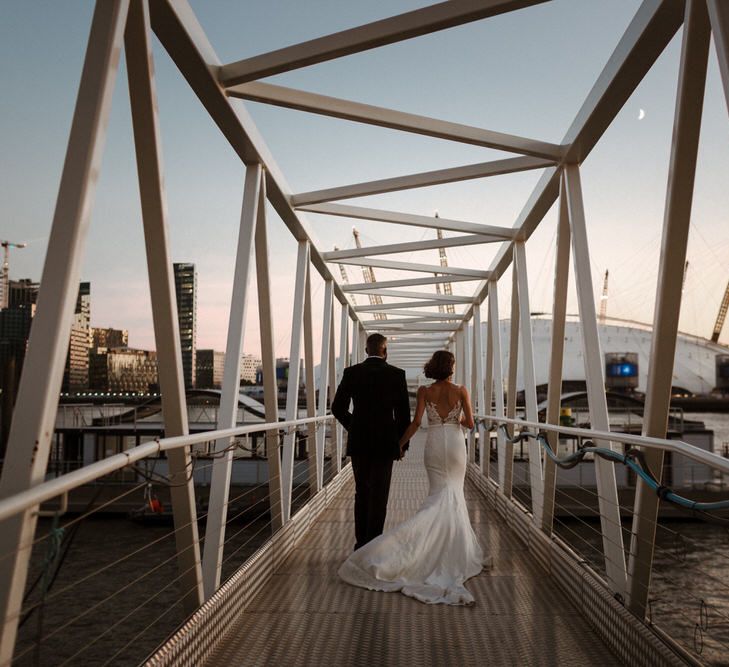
[332,333,411,551]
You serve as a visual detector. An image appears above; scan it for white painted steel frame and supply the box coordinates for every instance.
[488,281,507,491]
[282,241,310,523]
[202,165,261,597]
[514,241,543,525]
[125,0,204,611]
[708,0,729,113]
[564,164,627,597]
[316,281,334,490]
[217,0,550,86]
[303,257,319,494]
[293,157,551,207]
[230,82,561,160]
[627,0,711,618]
[345,275,477,292]
[333,256,489,278]
[0,3,131,660]
[255,177,284,532]
[541,175,571,535]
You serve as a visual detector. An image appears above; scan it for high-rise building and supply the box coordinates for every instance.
[89,348,159,393]
[174,263,196,390]
[196,349,225,388]
[63,282,90,393]
[8,279,39,308]
[240,353,261,384]
[0,302,35,455]
[91,327,128,350]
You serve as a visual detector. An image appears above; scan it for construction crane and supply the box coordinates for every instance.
[711,279,729,343]
[334,246,355,306]
[599,269,609,323]
[1,240,27,309]
[433,214,456,316]
[352,227,386,321]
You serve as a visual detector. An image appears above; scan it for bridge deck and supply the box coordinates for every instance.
[206,432,620,666]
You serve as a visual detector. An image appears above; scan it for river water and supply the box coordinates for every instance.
[12,414,729,666]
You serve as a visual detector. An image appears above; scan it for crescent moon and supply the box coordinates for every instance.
[638,108,645,120]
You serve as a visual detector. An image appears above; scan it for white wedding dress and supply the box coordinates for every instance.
[337,399,490,605]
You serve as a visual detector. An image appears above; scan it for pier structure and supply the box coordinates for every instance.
[1,1,729,664]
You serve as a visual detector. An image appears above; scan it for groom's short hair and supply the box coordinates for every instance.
[366,333,387,356]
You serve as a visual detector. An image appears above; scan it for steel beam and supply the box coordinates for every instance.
[254,175,284,533]
[202,165,261,596]
[473,305,485,472]
[707,0,729,115]
[324,234,502,261]
[627,0,710,618]
[218,0,550,86]
[282,241,309,522]
[0,3,129,660]
[564,163,627,597]
[541,174,570,536]
[347,288,472,303]
[298,202,517,237]
[293,156,553,206]
[356,300,464,312]
[335,303,349,470]
[344,274,477,292]
[504,268,519,499]
[316,281,334,489]
[333,257,489,278]
[125,0,203,610]
[303,257,318,494]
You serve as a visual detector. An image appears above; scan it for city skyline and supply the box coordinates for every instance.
[1,0,728,358]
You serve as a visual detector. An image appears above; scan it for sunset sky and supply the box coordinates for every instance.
[1,0,728,362]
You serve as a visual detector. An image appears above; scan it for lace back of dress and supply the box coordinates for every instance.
[426,399,462,425]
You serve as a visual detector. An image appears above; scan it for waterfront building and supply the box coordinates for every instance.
[173,263,196,390]
[196,349,225,388]
[91,327,128,350]
[240,353,261,384]
[89,347,159,394]
[255,357,303,390]
[62,282,90,393]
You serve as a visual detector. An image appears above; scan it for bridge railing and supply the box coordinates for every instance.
[0,414,344,666]
[474,412,729,663]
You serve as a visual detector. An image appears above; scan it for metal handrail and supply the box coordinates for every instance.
[475,413,729,475]
[0,414,334,523]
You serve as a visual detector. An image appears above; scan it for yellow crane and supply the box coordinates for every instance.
[1,240,27,309]
[711,279,729,343]
[352,227,386,321]
[432,214,455,316]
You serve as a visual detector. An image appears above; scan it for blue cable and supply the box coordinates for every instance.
[493,425,729,513]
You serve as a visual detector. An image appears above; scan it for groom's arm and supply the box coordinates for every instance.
[394,369,411,450]
[331,367,353,430]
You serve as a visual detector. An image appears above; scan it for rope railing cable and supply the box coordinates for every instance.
[494,424,729,514]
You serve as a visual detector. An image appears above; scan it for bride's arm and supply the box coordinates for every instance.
[398,386,426,453]
[460,385,475,429]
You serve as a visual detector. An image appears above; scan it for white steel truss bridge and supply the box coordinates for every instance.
[1,1,729,665]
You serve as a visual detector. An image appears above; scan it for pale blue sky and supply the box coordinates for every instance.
[1,0,728,359]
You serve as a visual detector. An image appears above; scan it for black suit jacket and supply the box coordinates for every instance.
[331,357,411,461]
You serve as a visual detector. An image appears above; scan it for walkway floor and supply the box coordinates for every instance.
[206,431,621,666]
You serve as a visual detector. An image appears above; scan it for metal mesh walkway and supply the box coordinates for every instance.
[205,431,621,666]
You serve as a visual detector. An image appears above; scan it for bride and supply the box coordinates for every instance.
[338,349,491,605]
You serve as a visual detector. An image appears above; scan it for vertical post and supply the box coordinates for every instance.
[628,0,710,617]
[125,0,203,610]
[707,0,729,114]
[303,262,318,495]
[455,329,465,385]
[564,163,627,597]
[316,280,334,489]
[463,321,475,463]
[328,313,337,463]
[202,164,261,597]
[483,298,494,476]
[254,176,283,532]
[489,281,508,494]
[514,242,544,525]
[281,241,309,523]
[472,305,485,472]
[335,305,349,470]
[0,3,129,658]
[504,267,520,498]
[541,174,571,535]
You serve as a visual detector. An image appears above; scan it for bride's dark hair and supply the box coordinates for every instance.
[423,350,455,381]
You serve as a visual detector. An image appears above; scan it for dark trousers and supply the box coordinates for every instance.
[351,455,393,550]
